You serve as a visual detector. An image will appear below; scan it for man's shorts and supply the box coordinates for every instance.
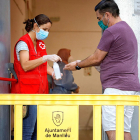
[102,88,139,132]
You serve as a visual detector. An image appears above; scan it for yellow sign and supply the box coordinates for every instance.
[37,105,79,140]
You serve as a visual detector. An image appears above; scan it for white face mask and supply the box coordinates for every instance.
[34,18,49,40]
[68,56,74,63]
[36,29,49,40]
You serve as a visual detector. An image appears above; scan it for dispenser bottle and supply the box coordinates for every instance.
[53,62,61,80]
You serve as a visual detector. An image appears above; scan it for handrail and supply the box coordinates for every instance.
[0,94,139,104]
[0,77,17,82]
[0,94,139,140]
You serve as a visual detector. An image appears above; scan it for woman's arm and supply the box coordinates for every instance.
[19,50,44,72]
[19,50,61,72]
[47,63,54,76]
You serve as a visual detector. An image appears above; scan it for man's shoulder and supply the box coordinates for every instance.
[107,21,127,32]
[104,21,129,37]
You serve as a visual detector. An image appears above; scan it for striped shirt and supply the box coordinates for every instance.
[16,41,29,61]
[16,41,36,61]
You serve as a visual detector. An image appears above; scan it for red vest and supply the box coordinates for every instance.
[11,34,49,94]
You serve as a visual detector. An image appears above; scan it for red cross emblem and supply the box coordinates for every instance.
[39,42,46,49]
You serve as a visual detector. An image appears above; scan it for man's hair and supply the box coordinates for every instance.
[95,0,120,17]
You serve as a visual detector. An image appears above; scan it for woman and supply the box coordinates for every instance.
[11,14,61,140]
[50,48,80,94]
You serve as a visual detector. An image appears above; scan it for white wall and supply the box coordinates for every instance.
[35,0,102,95]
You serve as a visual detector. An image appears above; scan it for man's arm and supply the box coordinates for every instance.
[64,48,108,71]
[78,48,107,67]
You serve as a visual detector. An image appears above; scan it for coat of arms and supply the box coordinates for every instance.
[52,111,64,126]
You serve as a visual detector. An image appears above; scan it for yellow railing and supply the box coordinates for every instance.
[0,94,139,140]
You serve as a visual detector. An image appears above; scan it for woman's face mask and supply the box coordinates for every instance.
[36,29,49,40]
[98,14,109,31]
[34,18,49,40]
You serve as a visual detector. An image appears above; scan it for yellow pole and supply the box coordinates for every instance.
[139,96,140,140]
[14,105,23,140]
[37,105,39,140]
[116,105,124,140]
[93,105,101,140]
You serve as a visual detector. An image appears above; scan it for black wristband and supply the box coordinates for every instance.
[75,65,81,70]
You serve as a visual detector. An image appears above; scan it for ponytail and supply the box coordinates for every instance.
[23,19,34,32]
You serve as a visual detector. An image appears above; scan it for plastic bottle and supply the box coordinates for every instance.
[53,62,61,80]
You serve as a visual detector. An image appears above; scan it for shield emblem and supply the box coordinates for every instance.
[52,111,64,126]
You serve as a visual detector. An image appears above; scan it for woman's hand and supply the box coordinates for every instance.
[52,72,63,80]
[43,54,62,63]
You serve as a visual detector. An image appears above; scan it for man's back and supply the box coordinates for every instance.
[98,21,140,91]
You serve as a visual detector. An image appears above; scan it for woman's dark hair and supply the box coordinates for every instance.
[95,0,120,17]
[23,14,52,32]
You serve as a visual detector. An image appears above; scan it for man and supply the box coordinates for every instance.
[64,0,140,140]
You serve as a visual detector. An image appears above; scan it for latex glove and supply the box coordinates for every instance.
[42,54,62,63]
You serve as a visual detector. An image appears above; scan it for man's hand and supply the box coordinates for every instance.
[63,61,77,71]
[64,60,81,71]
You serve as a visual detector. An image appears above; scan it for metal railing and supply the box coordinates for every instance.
[0,94,139,140]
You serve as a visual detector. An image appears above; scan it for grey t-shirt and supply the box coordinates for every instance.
[97,21,140,91]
